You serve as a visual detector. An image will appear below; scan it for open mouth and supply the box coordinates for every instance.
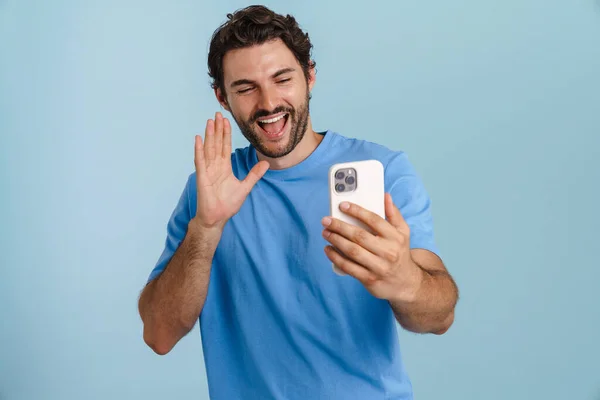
[256,113,289,140]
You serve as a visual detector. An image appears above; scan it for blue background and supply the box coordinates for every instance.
[1,1,599,399]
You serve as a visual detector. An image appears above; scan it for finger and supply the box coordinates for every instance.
[322,216,389,258]
[322,229,383,273]
[194,134,206,174]
[241,160,269,194]
[339,201,397,238]
[204,119,215,163]
[324,246,377,285]
[385,193,409,232]
[214,112,223,161]
[222,117,232,160]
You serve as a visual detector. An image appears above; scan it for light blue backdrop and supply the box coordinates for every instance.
[1,0,599,399]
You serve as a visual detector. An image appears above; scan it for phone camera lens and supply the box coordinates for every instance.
[335,171,345,180]
[335,183,345,192]
[345,176,355,185]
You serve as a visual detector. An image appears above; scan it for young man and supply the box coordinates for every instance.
[138,5,458,399]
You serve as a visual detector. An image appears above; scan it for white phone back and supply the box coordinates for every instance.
[328,159,385,275]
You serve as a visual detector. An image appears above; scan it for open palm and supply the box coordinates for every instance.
[194,112,269,229]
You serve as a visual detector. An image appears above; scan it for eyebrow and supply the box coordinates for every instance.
[230,67,296,88]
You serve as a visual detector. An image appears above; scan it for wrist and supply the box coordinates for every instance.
[189,217,225,237]
[393,260,426,305]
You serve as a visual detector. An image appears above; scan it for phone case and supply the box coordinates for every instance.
[328,159,385,275]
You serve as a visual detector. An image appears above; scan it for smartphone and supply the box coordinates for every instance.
[328,159,385,275]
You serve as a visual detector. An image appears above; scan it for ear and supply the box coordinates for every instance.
[307,61,316,92]
[214,87,231,111]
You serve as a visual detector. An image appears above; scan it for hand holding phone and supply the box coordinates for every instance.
[327,159,385,275]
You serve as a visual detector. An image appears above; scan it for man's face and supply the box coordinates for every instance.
[218,39,315,159]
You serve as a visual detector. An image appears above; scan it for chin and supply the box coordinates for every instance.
[258,138,295,159]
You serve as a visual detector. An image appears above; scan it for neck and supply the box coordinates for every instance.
[256,117,324,170]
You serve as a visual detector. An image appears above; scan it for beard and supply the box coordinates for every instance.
[231,90,310,159]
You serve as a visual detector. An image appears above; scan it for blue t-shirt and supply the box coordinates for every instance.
[148,131,439,400]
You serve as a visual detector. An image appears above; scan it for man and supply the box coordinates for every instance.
[138,5,458,399]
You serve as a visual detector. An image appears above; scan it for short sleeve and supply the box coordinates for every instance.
[384,152,440,257]
[147,174,193,283]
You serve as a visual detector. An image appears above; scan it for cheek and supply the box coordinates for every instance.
[281,87,305,108]
[229,99,253,121]
[290,82,310,102]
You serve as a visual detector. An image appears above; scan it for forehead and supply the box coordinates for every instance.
[222,39,300,84]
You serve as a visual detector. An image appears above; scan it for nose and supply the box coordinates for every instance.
[257,86,279,113]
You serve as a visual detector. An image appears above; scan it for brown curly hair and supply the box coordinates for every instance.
[207,5,315,97]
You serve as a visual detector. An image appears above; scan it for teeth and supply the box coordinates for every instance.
[258,114,286,124]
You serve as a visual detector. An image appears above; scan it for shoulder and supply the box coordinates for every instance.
[330,132,417,177]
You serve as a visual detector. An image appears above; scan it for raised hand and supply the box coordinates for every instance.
[193,112,270,230]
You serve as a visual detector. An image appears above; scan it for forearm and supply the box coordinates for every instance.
[389,266,458,335]
[139,218,222,354]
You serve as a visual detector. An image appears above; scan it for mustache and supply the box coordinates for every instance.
[251,106,293,123]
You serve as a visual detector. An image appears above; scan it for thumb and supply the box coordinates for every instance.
[385,193,408,231]
[241,160,269,193]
